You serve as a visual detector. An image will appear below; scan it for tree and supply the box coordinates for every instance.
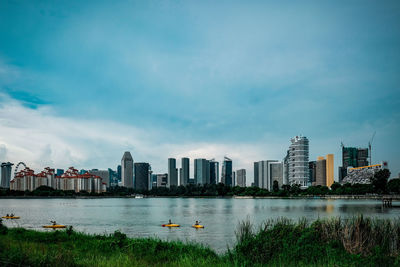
[273,180,279,192]
[388,179,400,194]
[371,169,391,194]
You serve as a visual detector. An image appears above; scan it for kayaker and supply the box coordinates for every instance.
[6,214,9,217]
[195,220,199,225]
[10,213,14,217]
[168,219,172,224]
[51,220,57,226]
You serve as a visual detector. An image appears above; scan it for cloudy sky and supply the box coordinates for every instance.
[0,0,399,182]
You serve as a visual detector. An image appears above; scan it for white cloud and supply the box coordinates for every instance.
[0,94,285,184]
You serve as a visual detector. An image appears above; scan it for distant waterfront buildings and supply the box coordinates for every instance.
[156,173,168,187]
[341,162,388,184]
[287,135,309,187]
[254,160,283,190]
[194,158,210,185]
[209,159,219,184]
[121,151,134,188]
[339,146,369,182]
[89,169,109,187]
[168,158,178,187]
[10,166,106,193]
[134,162,150,191]
[1,162,14,188]
[315,157,327,186]
[309,161,317,185]
[221,157,233,186]
[236,169,246,187]
[180,158,190,186]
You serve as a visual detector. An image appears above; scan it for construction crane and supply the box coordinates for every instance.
[369,131,376,165]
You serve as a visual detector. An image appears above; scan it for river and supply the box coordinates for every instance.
[1,197,399,252]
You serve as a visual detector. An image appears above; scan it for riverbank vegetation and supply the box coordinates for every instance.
[1,215,400,266]
[1,169,397,198]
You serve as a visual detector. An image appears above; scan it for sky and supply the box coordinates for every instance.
[0,0,400,183]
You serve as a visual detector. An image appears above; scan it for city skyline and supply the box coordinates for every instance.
[0,0,399,179]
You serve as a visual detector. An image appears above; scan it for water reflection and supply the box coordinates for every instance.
[1,198,400,252]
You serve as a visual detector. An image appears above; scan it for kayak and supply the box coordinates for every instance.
[2,216,20,219]
[162,224,180,227]
[42,225,66,229]
[192,225,204,228]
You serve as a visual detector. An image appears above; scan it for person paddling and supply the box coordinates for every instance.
[195,220,199,225]
[168,219,172,224]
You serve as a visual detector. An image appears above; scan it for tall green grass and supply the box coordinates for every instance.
[1,216,400,266]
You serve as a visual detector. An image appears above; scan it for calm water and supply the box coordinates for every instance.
[1,197,399,252]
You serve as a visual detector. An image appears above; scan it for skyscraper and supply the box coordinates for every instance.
[209,160,219,184]
[168,158,178,187]
[254,160,282,190]
[236,169,246,187]
[181,158,190,186]
[121,151,134,188]
[222,157,233,186]
[288,135,309,187]
[134,162,150,191]
[309,161,317,185]
[326,154,334,187]
[194,158,210,185]
[254,162,259,187]
[0,162,14,188]
[316,156,327,186]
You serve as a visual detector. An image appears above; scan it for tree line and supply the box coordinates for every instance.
[1,169,397,197]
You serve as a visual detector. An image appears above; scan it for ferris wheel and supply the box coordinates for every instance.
[13,162,27,179]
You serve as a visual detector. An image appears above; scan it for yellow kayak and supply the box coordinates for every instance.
[192,225,204,228]
[162,224,180,227]
[42,225,66,229]
[2,216,20,219]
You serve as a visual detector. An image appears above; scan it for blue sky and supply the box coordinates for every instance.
[0,0,399,181]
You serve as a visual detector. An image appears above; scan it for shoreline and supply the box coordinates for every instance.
[1,194,400,200]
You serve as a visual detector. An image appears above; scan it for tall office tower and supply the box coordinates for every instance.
[108,168,118,187]
[283,150,290,185]
[316,156,327,186]
[326,154,334,187]
[121,151,134,188]
[309,161,317,185]
[181,158,190,186]
[254,162,259,187]
[270,162,283,189]
[209,160,219,184]
[168,158,178,187]
[117,165,121,181]
[134,162,150,191]
[255,160,282,190]
[236,169,246,187]
[288,135,309,187]
[0,162,14,188]
[194,159,210,185]
[222,157,233,186]
[342,146,369,169]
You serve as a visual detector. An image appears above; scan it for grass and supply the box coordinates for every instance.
[1,216,400,266]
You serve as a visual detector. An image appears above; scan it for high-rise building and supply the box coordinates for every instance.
[168,158,178,187]
[254,162,259,187]
[316,156,327,186]
[270,162,283,189]
[156,173,168,187]
[108,168,118,187]
[121,151,134,188]
[326,154,334,187]
[309,161,317,185]
[89,169,109,187]
[222,157,233,186]
[181,158,190,186]
[194,159,210,185]
[0,162,14,188]
[117,165,121,181]
[255,160,283,190]
[134,162,150,191]
[288,135,309,187]
[283,150,290,185]
[236,169,246,187]
[209,160,219,184]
